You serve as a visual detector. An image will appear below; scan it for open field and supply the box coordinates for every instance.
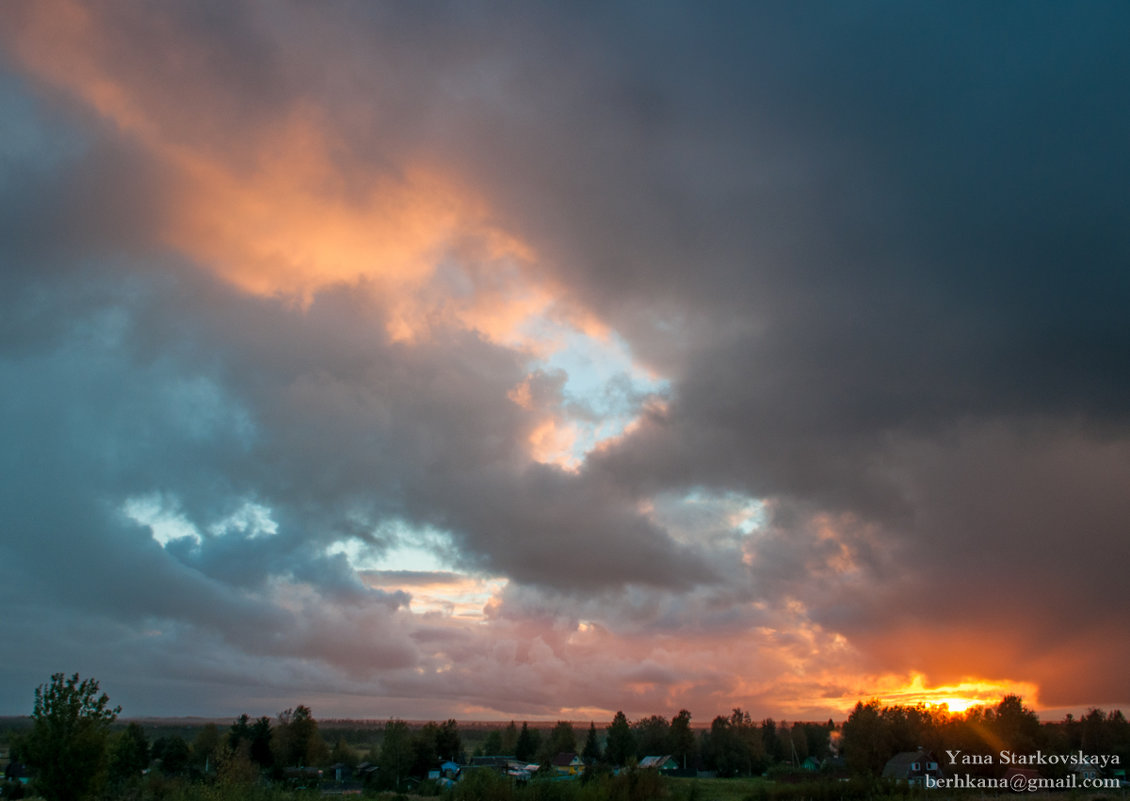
[667,776,772,801]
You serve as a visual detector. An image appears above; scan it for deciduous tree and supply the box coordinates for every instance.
[331,737,359,767]
[274,705,328,767]
[24,672,120,801]
[250,716,273,768]
[842,700,891,776]
[108,722,149,786]
[670,709,696,770]
[410,721,440,777]
[151,735,190,775]
[482,728,503,756]
[379,719,411,791]
[545,721,577,760]
[990,694,1041,753]
[192,723,220,770]
[632,715,670,760]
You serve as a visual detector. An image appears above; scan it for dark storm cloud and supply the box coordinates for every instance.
[2,0,1129,715]
[398,2,1130,423]
[551,4,1130,704]
[391,1,1130,703]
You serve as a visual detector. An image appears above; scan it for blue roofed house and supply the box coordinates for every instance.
[638,755,680,773]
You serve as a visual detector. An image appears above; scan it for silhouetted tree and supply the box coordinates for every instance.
[482,729,503,756]
[786,722,809,764]
[990,695,1041,753]
[703,709,764,777]
[842,701,892,776]
[582,722,602,763]
[274,705,327,767]
[703,715,738,776]
[151,736,190,775]
[760,718,781,763]
[605,711,635,767]
[632,715,670,759]
[214,742,258,787]
[228,714,252,752]
[801,721,832,761]
[331,737,359,767]
[515,722,540,763]
[378,719,411,791]
[24,673,120,801]
[501,721,520,754]
[670,709,696,770]
[108,722,149,786]
[249,716,273,768]
[545,721,577,761]
[410,721,440,777]
[192,723,220,770]
[437,719,463,763]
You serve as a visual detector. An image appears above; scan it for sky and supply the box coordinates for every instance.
[1,1,1128,723]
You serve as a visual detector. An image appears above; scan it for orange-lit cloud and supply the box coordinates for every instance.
[837,673,1039,715]
[4,0,553,346]
[5,0,676,488]
[526,418,582,471]
[360,570,507,621]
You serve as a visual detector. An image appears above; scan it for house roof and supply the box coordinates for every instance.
[882,750,940,779]
[639,755,677,769]
[552,752,578,767]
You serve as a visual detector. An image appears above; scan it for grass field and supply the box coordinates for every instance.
[666,776,770,801]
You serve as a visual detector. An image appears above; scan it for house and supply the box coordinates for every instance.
[638,755,680,773]
[4,759,28,785]
[551,752,584,776]
[881,749,945,786]
[469,756,532,782]
[355,761,379,786]
[428,762,461,788]
[470,755,512,772]
[1071,763,1100,782]
[281,766,322,789]
[820,756,849,780]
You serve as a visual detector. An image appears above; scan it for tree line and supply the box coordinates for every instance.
[4,674,364,801]
[842,694,1130,777]
[6,673,1130,801]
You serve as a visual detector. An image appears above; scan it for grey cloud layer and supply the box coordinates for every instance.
[2,1,1128,715]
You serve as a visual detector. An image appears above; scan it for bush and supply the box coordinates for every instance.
[1,781,26,800]
[446,768,514,801]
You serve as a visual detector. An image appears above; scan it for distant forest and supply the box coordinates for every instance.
[2,674,1128,801]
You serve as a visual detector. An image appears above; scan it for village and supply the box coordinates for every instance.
[2,675,1128,801]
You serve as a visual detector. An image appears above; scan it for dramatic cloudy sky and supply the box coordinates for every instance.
[2,1,1128,722]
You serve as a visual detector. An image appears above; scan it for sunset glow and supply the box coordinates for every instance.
[867,674,1041,715]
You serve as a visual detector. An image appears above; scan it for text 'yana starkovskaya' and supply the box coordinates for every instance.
[946,750,1122,768]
